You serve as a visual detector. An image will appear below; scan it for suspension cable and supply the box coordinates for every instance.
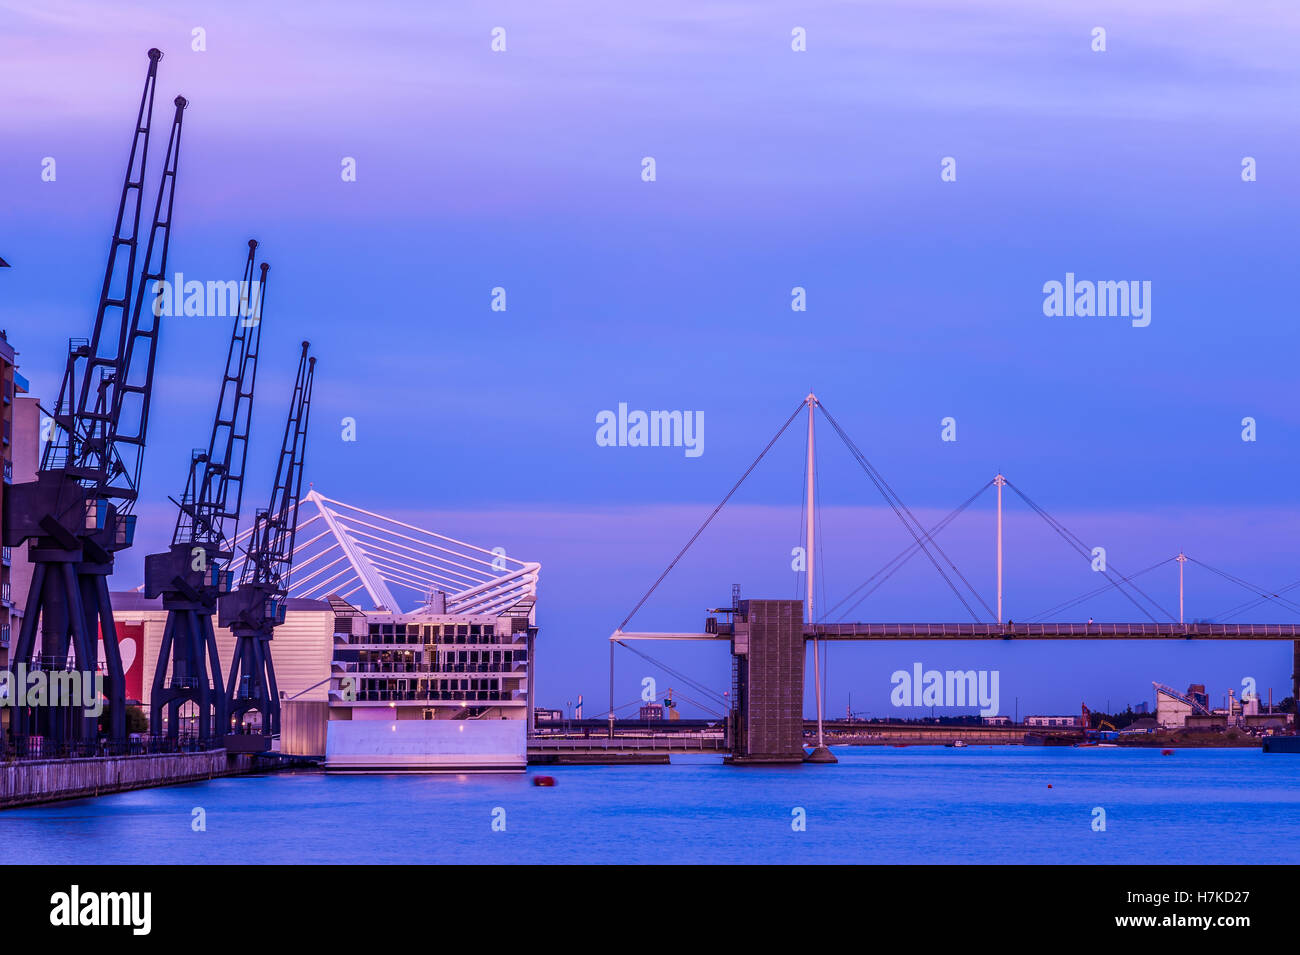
[827,480,993,620]
[1003,480,1175,622]
[615,400,806,633]
[1212,579,1300,621]
[1025,556,1175,622]
[817,403,991,621]
[1185,557,1300,616]
[614,639,728,707]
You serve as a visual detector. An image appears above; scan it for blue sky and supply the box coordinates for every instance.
[3,0,1299,718]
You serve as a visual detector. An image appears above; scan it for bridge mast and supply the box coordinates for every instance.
[994,473,1006,626]
[805,393,835,763]
[1176,551,1187,624]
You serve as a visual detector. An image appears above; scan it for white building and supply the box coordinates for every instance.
[1154,682,1211,729]
[1025,715,1080,728]
[121,490,541,771]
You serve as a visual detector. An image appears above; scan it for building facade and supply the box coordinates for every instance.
[1024,715,1081,728]
[324,602,536,772]
[0,330,37,676]
[1154,682,1211,729]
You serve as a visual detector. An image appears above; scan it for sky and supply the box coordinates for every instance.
[2,0,1299,719]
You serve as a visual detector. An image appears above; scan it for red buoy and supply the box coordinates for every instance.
[533,775,556,787]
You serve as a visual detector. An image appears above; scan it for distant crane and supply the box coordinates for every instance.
[219,342,315,751]
[2,50,185,749]
[144,241,267,742]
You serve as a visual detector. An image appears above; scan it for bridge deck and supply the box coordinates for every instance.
[613,622,1300,642]
[810,622,1300,640]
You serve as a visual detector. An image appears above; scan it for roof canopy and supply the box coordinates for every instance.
[226,489,539,615]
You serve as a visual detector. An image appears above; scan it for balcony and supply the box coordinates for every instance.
[344,689,519,704]
[336,661,523,675]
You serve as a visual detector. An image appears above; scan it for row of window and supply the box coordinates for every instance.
[354,649,525,663]
[370,623,496,638]
[353,690,508,702]
[343,663,523,675]
[348,676,516,703]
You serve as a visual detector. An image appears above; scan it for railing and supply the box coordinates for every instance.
[336,662,525,674]
[3,734,221,761]
[811,622,1300,639]
[345,633,517,647]
[528,736,727,752]
[346,689,522,703]
[166,676,218,690]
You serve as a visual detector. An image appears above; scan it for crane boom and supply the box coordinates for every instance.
[173,241,266,550]
[102,93,188,510]
[2,50,187,751]
[44,49,162,479]
[145,241,269,742]
[220,342,316,748]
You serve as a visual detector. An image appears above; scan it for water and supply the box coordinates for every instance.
[4,746,1297,864]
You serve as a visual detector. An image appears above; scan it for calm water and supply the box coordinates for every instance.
[4,746,1297,864]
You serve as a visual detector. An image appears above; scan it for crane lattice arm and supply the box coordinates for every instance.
[173,241,267,552]
[102,93,188,511]
[241,341,315,590]
[43,48,162,481]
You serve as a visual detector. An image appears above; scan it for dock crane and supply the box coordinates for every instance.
[219,342,315,751]
[2,50,185,751]
[144,241,267,742]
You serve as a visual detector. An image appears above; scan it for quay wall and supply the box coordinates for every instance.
[0,750,232,809]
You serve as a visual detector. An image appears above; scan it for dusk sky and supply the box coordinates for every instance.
[3,0,1299,719]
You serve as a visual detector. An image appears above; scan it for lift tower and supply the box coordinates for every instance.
[2,50,186,750]
[145,242,267,741]
[219,342,315,751]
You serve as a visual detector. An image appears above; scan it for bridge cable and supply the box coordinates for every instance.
[615,400,806,633]
[1212,579,1300,621]
[1185,557,1300,616]
[827,480,994,621]
[816,403,992,621]
[613,639,728,707]
[1025,556,1175,622]
[658,687,726,719]
[819,404,995,620]
[594,697,661,719]
[1002,480,1175,623]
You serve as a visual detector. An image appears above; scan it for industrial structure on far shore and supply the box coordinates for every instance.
[1153,681,1290,732]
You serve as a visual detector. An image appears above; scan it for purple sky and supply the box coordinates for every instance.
[3,0,1299,718]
